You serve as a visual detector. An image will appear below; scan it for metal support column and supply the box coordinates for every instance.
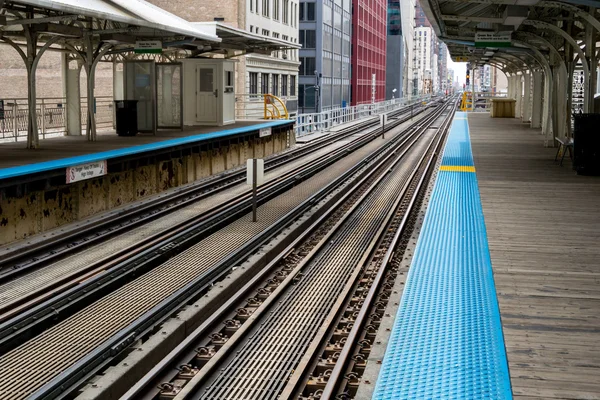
[531,70,543,129]
[64,58,83,136]
[83,35,112,141]
[515,74,523,119]
[554,66,568,140]
[522,72,532,123]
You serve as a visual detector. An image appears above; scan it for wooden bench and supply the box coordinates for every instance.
[554,136,574,166]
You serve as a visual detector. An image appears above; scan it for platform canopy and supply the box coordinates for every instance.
[421,0,599,144]
[0,0,297,149]
[420,0,598,70]
[192,22,301,57]
[0,0,221,46]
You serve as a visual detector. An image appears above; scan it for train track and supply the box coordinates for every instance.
[0,102,440,400]
[0,110,388,277]
[119,100,456,400]
[0,102,429,348]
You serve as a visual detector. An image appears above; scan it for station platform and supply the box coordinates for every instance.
[0,120,293,181]
[0,120,294,246]
[373,112,600,399]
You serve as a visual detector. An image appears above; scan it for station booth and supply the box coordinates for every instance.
[115,58,236,135]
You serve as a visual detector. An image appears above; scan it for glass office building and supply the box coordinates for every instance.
[298,0,352,113]
[386,0,404,99]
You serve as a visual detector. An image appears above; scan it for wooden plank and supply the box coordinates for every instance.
[468,114,600,400]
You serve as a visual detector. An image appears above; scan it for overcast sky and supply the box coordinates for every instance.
[447,59,467,86]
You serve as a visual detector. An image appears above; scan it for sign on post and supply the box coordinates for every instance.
[380,113,387,139]
[134,41,163,54]
[66,160,107,184]
[475,32,511,48]
[247,158,264,222]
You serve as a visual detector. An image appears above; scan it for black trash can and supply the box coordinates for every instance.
[114,100,138,137]
[573,113,600,175]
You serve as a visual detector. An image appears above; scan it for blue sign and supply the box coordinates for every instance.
[342,100,347,108]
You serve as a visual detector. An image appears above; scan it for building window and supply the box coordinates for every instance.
[299,3,304,21]
[272,74,279,96]
[290,75,296,96]
[262,0,270,17]
[282,0,289,24]
[299,57,316,76]
[261,73,269,94]
[282,75,288,96]
[305,30,316,48]
[273,0,280,20]
[249,72,258,95]
[293,3,297,27]
[306,2,315,21]
[250,0,253,12]
[262,29,270,37]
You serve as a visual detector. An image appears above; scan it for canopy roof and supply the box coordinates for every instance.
[420,0,599,73]
[1,0,221,42]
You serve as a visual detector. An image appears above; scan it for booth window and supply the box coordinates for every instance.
[225,71,234,93]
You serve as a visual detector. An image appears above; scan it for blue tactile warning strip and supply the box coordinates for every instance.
[0,120,293,181]
[373,112,512,399]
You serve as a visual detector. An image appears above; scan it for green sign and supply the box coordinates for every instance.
[134,41,163,54]
[475,32,511,48]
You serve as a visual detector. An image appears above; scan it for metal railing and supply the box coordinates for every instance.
[235,94,295,121]
[0,96,114,143]
[461,92,508,113]
[295,95,433,137]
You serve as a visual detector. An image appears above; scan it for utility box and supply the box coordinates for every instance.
[182,59,235,127]
[114,100,138,136]
[491,98,516,118]
[573,113,600,175]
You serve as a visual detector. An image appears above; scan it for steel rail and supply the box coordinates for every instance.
[0,105,426,336]
[186,104,451,400]
[122,101,451,400]
[17,104,439,400]
[0,108,395,278]
[318,102,457,400]
[120,114,429,400]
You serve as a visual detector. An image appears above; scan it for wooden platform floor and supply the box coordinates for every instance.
[0,121,260,169]
[469,113,600,400]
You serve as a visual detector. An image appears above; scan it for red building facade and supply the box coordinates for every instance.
[351,0,387,105]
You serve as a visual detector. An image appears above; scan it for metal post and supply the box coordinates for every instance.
[40,99,46,139]
[252,158,257,222]
[13,102,18,141]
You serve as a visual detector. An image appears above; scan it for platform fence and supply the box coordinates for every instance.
[470,92,508,113]
[295,95,433,137]
[0,96,114,143]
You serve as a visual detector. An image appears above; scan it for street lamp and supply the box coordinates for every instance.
[302,85,319,114]
[392,88,397,100]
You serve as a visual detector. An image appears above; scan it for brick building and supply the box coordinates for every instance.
[351,0,387,105]
[0,0,300,116]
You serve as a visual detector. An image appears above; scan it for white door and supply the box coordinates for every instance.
[196,66,218,123]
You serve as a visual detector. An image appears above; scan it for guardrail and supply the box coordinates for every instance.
[235,94,295,121]
[295,95,433,137]
[0,96,114,142]
[461,92,508,113]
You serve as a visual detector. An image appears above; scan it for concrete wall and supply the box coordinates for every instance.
[0,130,292,245]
